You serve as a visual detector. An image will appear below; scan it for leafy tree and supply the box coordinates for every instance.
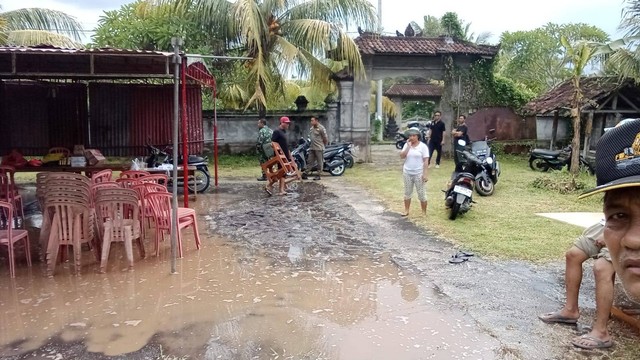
[497,23,609,95]
[421,15,442,37]
[402,101,435,120]
[163,0,377,116]
[440,12,464,39]
[601,1,640,81]
[417,12,490,43]
[92,0,216,53]
[0,6,82,47]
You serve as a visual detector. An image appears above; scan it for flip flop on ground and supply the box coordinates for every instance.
[264,187,273,196]
[571,335,613,350]
[538,311,578,324]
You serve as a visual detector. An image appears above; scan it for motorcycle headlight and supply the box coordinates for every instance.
[486,157,493,165]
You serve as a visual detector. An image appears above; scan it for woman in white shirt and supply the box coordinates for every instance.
[399,128,430,216]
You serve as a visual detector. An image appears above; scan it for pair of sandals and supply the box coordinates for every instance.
[448,251,474,264]
[264,187,288,196]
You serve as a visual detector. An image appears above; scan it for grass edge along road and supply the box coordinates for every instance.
[345,155,603,262]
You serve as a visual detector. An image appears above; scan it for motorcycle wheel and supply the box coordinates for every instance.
[449,202,461,220]
[529,157,549,172]
[395,141,404,150]
[187,169,210,193]
[476,178,495,196]
[344,155,354,168]
[329,163,345,176]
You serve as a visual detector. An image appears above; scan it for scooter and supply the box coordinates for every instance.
[395,122,431,149]
[145,143,211,193]
[292,138,346,176]
[470,130,500,196]
[444,140,477,220]
[529,145,594,175]
[326,142,355,168]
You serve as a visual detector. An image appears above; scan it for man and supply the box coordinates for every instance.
[305,116,328,180]
[266,116,293,196]
[538,221,616,350]
[427,111,446,169]
[451,115,470,173]
[579,119,640,303]
[256,118,273,181]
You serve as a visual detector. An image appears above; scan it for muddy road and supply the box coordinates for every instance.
[0,145,624,359]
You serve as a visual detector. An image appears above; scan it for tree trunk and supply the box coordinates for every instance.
[569,78,582,176]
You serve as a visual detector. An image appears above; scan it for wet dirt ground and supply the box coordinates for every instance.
[0,145,629,359]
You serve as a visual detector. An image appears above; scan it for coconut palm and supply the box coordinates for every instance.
[0,6,83,47]
[161,0,377,114]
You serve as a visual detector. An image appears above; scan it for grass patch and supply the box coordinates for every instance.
[345,154,603,262]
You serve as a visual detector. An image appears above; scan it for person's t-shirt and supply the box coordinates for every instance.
[271,128,289,158]
[402,142,430,175]
[454,124,470,144]
[429,120,446,143]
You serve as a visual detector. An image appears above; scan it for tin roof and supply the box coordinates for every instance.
[354,34,499,56]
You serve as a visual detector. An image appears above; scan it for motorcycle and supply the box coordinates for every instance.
[292,138,346,176]
[395,121,432,149]
[469,130,500,196]
[326,142,355,168]
[145,143,211,193]
[444,140,480,220]
[529,145,594,175]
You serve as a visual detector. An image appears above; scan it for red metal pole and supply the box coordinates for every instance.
[213,83,218,187]
[181,58,189,207]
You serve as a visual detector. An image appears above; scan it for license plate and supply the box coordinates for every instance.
[453,185,472,197]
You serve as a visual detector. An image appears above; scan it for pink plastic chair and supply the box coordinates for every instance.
[0,173,24,229]
[120,170,150,179]
[139,174,169,186]
[0,201,32,278]
[116,178,141,189]
[91,169,113,184]
[145,192,201,258]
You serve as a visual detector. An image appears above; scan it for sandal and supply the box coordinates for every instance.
[264,187,273,196]
[571,335,613,349]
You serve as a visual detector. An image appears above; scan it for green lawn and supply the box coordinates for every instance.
[345,155,603,262]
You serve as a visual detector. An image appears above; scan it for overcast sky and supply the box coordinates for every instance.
[1,0,626,43]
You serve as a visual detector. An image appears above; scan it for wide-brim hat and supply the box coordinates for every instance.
[404,128,421,137]
[579,119,640,199]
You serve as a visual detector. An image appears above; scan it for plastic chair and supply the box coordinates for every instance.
[116,178,142,189]
[95,192,143,273]
[0,173,24,229]
[120,170,150,179]
[132,183,167,238]
[44,197,91,276]
[138,174,169,186]
[145,192,201,258]
[91,169,113,184]
[0,201,32,278]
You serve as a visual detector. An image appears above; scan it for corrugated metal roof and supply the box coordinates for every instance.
[385,84,443,97]
[0,45,172,57]
[355,35,499,56]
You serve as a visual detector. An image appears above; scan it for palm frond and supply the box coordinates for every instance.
[606,48,640,82]
[475,31,492,45]
[2,8,82,41]
[7,30,83,48]
[285,0,377,30]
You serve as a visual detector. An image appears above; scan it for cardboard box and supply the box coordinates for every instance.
[84,149,106,166]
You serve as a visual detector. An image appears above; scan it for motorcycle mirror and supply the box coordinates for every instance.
[457,139,467,146]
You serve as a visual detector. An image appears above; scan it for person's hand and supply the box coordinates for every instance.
[422,175,428,182]
[441,141,444,146]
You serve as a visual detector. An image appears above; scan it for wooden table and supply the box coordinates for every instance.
[13,164,128,175]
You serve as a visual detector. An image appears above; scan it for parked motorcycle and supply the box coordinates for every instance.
[396,121,432,149]
[145,143,211,193]
[529,145,594,175]
[292,138,346,176]
[326,142,355,168]
[444,140,477,220]
[469,130,500,196]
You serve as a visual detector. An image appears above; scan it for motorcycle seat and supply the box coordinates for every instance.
[531,149,561,157]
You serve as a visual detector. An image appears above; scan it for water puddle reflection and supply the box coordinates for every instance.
[1,237,499,359]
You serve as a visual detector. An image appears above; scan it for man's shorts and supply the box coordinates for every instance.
[573,221,611,262]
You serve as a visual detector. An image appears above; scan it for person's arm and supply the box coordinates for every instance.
[322,127,328,145]
[440,123,445,145]
[422,146,430,181]
[400,143,410,159]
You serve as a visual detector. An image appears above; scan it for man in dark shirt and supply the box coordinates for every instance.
[427,111,446,168]
[452,114,470,173]
[267,116,292,195]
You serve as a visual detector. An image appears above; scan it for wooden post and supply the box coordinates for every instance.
[550,110,559,150]
[583,111,594,158]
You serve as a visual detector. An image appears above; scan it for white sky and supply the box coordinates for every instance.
[1,0,626,44]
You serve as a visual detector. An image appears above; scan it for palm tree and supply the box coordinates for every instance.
[0,6,83,47]
[162,0,377,115]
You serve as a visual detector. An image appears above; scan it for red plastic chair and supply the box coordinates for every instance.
[138,174,169,186]
[120,170,150,179]
[91,169,113,184]
[0,173,24,229]
[145,192,201,258]
[116,178,141,189]
[0,201,32,277]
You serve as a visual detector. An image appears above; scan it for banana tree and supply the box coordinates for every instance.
[561,36,640,175]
